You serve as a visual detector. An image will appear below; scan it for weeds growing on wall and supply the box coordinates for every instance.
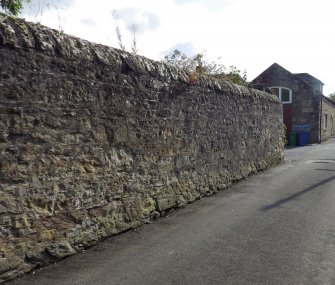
[0,0,31,16]
[162,49,248,86]
[112,9,139,55]
[328,92,335,102]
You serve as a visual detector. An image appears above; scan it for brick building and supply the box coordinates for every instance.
[252,63,335,144]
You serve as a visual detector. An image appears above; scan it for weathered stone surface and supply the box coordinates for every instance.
[0,12,284,283]
[150,211,160,221]
[45,242,76,259]
[0,257,29,283]
[321,97,335,141]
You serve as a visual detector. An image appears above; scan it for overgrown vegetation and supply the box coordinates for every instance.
[0,0,30,16]
[328,92,335,102]
[162,49,248,85]
[112,9,138,55]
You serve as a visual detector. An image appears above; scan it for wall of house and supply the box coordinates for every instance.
[321,97,335,141]
[292,89,320,144]
[0,14,284,283]
[252,64,320,144]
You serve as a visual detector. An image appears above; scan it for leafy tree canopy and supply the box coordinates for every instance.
[162,49,247,86]
[0,0,30,16]
[328,92,335,102]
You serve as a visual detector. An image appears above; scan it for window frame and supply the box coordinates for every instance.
[324,113,328,130]
[269,87,292,104]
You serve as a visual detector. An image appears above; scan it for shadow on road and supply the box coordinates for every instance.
[261,175,335,211]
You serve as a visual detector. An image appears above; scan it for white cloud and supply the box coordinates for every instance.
[20,0,335,94]
[80,18,96,28]
[116,7,160,33]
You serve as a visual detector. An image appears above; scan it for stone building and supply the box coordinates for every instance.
[252,63,335,144]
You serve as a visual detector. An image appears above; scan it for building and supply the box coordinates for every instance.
[252,63,335,144]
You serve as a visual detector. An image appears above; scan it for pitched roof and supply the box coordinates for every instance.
[294,73,324,85]
[251,63,290,82]
[322,95,335,106]
[252,63,324,91]
[252,63,311,87]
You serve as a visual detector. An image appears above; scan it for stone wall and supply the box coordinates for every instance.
[0,14,284,283]
[321,96,335,141]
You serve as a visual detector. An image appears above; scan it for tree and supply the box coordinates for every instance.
[0,0,31,16]
[162,49,248,85]
[328,92,335,102]
[224,65,248,85]
[162,49,198,73]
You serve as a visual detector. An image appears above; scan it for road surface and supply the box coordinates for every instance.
[9,139,335,285]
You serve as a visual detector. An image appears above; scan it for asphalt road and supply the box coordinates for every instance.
[9,139,335,285]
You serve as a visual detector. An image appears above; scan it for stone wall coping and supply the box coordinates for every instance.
[0,12,277,103]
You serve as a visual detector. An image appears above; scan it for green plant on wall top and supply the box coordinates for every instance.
[162,49,248,86]
[0,0,31,16]
[328,92,335,102]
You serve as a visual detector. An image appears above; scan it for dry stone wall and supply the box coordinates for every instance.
[0,13,284,282]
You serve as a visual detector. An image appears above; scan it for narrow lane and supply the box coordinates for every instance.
[9,139,335,285]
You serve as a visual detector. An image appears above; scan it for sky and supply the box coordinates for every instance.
[13,0,335,95]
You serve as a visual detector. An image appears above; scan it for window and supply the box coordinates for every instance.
[324,113,328,129]
[281,88,290,102]
[269,87,292,104]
